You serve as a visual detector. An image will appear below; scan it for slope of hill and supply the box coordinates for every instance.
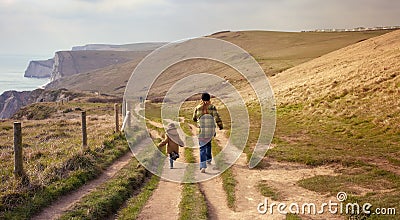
[46,55,146,95]
[47,30,392,96]
[271,29,400,131]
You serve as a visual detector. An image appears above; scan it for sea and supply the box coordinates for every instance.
[0,54,50,95]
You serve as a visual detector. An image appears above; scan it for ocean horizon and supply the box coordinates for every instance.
[0,54,51,95]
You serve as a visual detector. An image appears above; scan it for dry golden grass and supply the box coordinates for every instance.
[0,101,120,200]
[271,29,400,133]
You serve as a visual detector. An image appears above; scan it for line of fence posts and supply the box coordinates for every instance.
[13,103,124,180]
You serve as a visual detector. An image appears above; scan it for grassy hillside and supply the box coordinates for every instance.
[47,30,392,96]
[264,30,400,219]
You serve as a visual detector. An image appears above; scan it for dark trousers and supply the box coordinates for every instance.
[199,140,212,169]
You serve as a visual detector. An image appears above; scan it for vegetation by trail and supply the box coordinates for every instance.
[0,101,143,219]
[179,147,208,220]
[179,123,208,220]
[115,131,164,220]
[116,174,160,220]
[59,158,148,220]
[211,139,237,209]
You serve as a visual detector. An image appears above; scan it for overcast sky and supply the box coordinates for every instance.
[1,0,399,57]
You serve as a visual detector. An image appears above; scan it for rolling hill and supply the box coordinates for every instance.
[45,30,393,96]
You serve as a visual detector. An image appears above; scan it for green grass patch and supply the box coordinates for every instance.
[179,183,208,220]
[144,102,162,123]
[178,127,207,220]
[146,121,164,135]
[212,139,237,209]
[267,103,400,166]
[116,131,164,219]
[387,156,400,166]
[220,170,236,209]
[256,180,282,201]
[286,213,302,220]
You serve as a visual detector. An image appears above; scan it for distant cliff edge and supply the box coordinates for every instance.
[24,59,54,78]
[50,50,148,81]
[24,42,166,81]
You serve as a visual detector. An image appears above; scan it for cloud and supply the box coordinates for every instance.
[0,0,399,56]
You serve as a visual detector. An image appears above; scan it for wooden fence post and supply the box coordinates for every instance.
[115,103,120,133]
[82,111,87,148]
[13,122,24,177]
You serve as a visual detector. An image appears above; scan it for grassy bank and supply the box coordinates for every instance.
[116,133,164,220]
[116,174,160,220]
[59,159,148,220]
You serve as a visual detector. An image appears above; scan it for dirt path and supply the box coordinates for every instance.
[136,120,184,220]
[139,114,345,219]
[32,149,136,220]
[196,127,345,219]
[364,157,400,176]
[136,178,182,220]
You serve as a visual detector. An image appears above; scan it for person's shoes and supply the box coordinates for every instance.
[207,160,211,165]
[200,168,206,173]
